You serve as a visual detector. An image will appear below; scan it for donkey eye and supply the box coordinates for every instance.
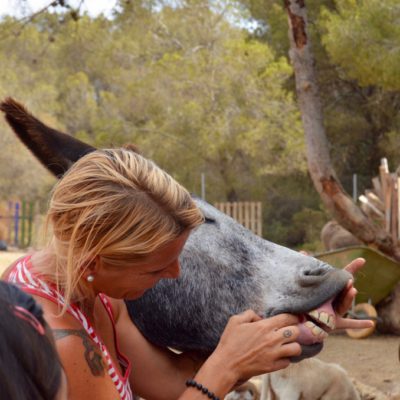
[204,217,216,224]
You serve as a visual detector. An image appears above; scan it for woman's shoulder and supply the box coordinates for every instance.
[104,296,126,322]
[48,303,122,399]
[1,253,29,280]
[32,294,82,329]
[38,296,123,398]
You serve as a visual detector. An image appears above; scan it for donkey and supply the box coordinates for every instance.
[0,98,352,362]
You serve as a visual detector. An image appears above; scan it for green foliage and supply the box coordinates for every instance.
[0,0,400,251]
[262,172,328,245]
[0,1,305,217]
[0,2,309,246]
[6,0,400,249]
[235,0,400,247]
[320,0,400,90]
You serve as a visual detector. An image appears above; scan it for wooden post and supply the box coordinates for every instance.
[372,176,383,201]
[21,200,26,248]
[251,203,254,233]
[257,202,262,236]
[391,176,398,242]
[14,202,19,247]
[27,201,34,247]
[7,201,12,244]
[244,202,250,230]
[380,159,391,232]
[398,177,400,241]
[232,202,237,221]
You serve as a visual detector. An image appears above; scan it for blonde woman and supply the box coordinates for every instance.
[2,149,369,400]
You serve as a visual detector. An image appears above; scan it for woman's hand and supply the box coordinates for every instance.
[206,310,301,383]
[333,258,374,330]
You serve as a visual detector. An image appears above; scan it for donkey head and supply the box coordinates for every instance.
[1,98,351,361]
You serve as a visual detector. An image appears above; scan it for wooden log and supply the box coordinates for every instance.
[381,157,389,172]
[379,159,391,232]
[372,176,383,201]
[365,190,385,213]
[385,178,392,233]
[359,195,385,219]
[398,177,400,241]
[391,176,398,242]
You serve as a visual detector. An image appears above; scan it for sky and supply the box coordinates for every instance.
[0,0,117,18]
[0,0,260,33]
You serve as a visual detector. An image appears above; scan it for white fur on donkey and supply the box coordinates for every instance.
[226,358,360,400]
[260,358,360,400]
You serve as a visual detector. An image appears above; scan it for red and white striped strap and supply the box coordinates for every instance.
[8,256,133,400]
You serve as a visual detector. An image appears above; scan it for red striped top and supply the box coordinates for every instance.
[6,255,134,400]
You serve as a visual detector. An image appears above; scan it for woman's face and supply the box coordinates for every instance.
[91,231,191,300]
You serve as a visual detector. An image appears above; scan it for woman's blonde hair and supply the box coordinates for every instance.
[39,149,203,310]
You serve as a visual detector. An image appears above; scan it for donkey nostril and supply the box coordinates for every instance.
[303,267,328,277]
[298,263,332,286]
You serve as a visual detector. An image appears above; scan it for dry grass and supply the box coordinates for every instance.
[0,251,26,275]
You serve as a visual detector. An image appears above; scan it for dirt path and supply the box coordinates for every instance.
[317,332,400,397]
[0,250,26,274]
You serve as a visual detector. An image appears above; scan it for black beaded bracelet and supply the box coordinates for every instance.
[185,379,220,400]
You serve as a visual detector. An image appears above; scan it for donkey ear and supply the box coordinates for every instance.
[0,97,96,178]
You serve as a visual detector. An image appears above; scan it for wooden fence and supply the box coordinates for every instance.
[214,201,262,236]
[0,200,37,248]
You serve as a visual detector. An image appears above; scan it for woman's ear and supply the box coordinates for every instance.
[83,255,101,280]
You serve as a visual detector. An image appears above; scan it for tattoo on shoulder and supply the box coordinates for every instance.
[52,328,105,377]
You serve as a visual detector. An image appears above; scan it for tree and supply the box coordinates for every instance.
[0,2,312,245]
[320,0,400,91]
[283,0,400,332]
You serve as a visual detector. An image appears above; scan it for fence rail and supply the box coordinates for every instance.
[0,200,36,248]
[214,201,262,236]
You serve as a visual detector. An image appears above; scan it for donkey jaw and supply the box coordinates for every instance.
[306,295,337,331]
[291,342,324,363]
[296,296,336,349]
[291,294,340,362]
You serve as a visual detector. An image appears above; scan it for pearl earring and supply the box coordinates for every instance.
[87,275,94,283]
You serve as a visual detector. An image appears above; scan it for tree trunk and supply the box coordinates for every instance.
[283,0,400,333]
[283,0,400,261]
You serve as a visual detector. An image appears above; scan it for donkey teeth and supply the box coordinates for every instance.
[304,321,328,339]
[319,312,331,328]
[308,310,336,330]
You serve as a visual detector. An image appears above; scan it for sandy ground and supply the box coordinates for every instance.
[0,250,26,274]
[315,332,400,397]
[1,251,399,397]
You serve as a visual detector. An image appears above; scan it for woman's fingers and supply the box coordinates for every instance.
[267,314,300,330]
[336,316,375,330]
[230,309,263,325]
[216,311,303,380]
[272,358,291,371]
[336,258,365,316]
[343,257,366,275]
[279,342,302,359]
[275,325,300,344]
[336,286,357,316]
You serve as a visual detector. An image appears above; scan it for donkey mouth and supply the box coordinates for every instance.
[290,297,336,362]
[297,297,336,345]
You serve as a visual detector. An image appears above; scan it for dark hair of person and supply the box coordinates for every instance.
[0,281,63,400]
